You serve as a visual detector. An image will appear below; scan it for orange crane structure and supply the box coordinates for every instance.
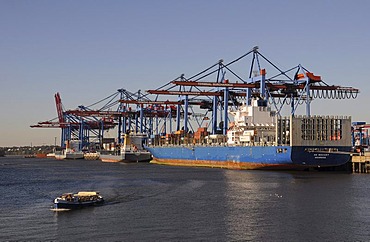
[30,89,183,149]
[31,92,117,149]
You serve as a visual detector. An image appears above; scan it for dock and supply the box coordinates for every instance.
[351,154,370,173]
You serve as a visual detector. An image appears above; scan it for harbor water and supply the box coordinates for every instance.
[1,157,370,241]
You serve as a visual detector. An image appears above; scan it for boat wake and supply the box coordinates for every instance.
[50,208,71,212]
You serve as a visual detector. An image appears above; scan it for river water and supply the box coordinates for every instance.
[1,156,369,241]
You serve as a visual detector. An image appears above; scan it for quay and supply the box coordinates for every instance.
[351,153,370,173]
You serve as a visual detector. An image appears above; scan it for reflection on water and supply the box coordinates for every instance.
[224,170,284,241]
[223,170,370,241]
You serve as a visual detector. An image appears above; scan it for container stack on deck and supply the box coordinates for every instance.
[193,127,208,144]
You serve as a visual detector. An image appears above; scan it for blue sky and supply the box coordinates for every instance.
[0,0,369,146]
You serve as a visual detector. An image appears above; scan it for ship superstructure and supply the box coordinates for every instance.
[227,99,276,146]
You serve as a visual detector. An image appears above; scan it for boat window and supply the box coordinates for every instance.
[276,148,288,154]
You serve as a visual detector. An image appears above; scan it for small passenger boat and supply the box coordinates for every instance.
[53,191,104,209]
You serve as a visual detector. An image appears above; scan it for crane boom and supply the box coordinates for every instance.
[147,90,223,96]
[54,93,65,126]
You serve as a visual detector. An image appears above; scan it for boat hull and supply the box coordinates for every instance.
[65,152,84,160]
[146,145,351,170]
[100,152,151,163]
[55,152,84,160]
[54,199,104,209]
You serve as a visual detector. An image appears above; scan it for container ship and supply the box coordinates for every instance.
[145,47,358,170]
[145,98,352,170]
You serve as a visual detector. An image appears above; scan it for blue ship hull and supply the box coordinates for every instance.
[145,145,351,170]
[54,200,104,209]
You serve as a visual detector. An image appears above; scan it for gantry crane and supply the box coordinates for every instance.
[31,92,118,149]
[146,46,359,136]
[31,89,181,149]
[31,47,360,149]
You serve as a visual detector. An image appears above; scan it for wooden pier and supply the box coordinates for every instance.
[351,154,370,173]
